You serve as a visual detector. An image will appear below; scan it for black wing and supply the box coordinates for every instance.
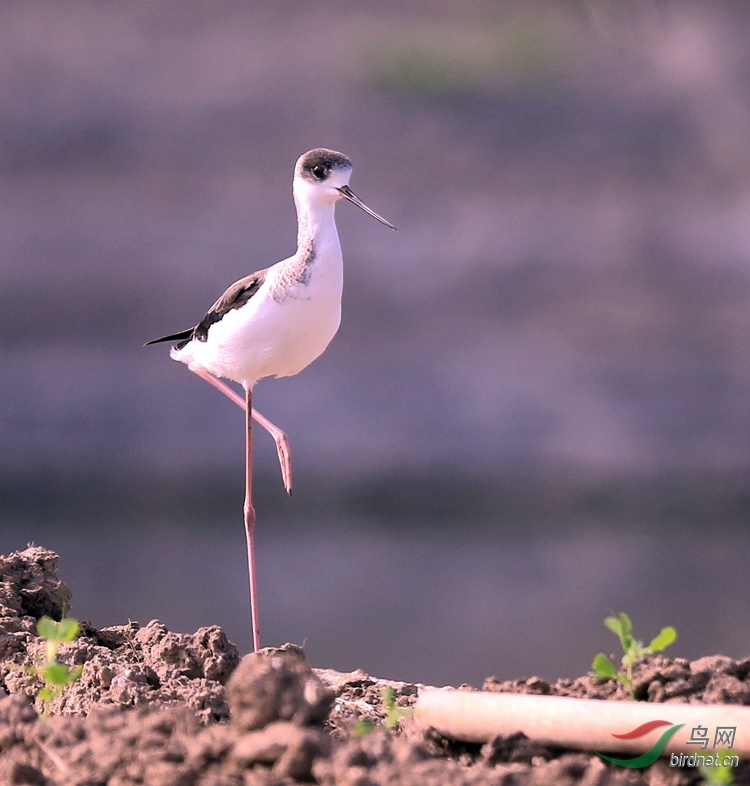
[145,268,268,349]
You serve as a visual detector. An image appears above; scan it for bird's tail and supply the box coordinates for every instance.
[143,328,194,347]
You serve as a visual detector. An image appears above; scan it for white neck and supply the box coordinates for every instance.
[294,187,341,256]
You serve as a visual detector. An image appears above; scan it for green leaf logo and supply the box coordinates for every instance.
[596,723,684,769]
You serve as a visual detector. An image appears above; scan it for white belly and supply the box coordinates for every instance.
[173,273,342,389]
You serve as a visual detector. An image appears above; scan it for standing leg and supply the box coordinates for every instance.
[245,387,260,652]
[188,366,292,494]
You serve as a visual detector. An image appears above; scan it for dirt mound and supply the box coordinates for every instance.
[483,652,750,706]
[0,547,238,726]
[1,545,749,785]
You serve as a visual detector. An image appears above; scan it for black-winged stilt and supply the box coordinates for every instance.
[146,149,394,651]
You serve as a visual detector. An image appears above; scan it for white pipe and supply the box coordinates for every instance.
[415,689,750,757]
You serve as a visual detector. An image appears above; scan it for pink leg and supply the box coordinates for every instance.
[188,367,292,494]
[244,387,260,651]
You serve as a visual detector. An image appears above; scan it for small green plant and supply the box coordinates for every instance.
[382,686,413,731]
[700,752,739,785]
[353,719,375,736]
[29,615,83,719]
[353,687,413,736]
[590,612,677,699]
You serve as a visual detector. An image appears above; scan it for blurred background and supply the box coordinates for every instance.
[2,0,750,688]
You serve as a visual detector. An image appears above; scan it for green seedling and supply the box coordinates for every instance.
[353,719,375,736]
[353,687,413,735]
[29,615,83,719]
[382,686,413,731]
[590,612,677,699]
[699,751,740,786]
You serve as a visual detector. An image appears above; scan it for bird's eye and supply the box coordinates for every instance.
[312,165,326,180]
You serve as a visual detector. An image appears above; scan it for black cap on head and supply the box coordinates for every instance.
[297,148,352,183]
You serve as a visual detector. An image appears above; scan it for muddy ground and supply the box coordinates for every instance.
[1,547,749,785]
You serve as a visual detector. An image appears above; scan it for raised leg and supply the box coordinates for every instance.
[244,387,260,651]
[188,366,292,494]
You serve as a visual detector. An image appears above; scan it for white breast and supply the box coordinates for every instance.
[172,247,343,389]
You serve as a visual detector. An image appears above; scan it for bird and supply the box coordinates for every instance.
[146,148,395,652]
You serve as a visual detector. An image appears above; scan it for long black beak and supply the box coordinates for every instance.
[336,185,396,229]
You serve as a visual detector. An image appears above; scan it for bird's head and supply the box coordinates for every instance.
[294,148,395,229]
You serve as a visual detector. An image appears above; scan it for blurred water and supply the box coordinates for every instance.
[2,514,748,687]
